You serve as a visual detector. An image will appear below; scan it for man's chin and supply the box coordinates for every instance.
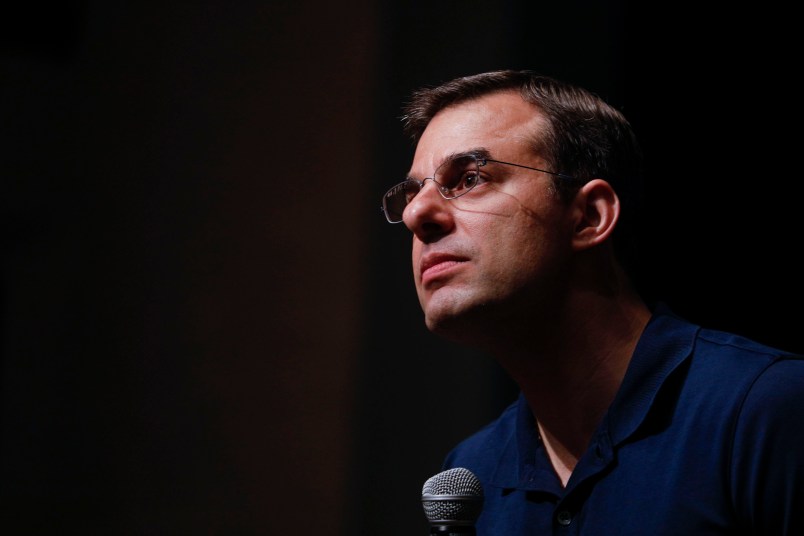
[423,301,491,346]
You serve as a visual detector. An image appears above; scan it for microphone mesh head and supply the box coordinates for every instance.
[421,467,483,525]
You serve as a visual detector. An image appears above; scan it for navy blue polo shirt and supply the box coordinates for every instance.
[442,305,804,535]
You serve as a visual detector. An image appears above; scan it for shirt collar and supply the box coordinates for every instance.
[488,303,699,489]
[606,302,699,446]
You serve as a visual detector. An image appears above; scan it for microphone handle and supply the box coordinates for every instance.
[430,526,476,535]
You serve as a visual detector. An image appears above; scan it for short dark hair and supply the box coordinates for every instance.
[402,69,644,276]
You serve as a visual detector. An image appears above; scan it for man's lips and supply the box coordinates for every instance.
[420,253,468,285]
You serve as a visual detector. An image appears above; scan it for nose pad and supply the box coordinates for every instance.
[419,177,446,198]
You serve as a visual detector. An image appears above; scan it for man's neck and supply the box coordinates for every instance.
[494,292,652,487]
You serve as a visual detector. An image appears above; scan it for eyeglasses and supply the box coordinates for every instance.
[380,153,577,223]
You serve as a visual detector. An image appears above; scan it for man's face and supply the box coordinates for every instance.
[403,91,577,343]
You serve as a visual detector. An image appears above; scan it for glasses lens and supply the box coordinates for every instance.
[383,180,421,222]
[382,155,480,224]
[434,155,479,198]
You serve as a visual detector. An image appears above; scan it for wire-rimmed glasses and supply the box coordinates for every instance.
[380,153,576,223]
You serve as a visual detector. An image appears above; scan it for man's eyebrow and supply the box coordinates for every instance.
[406,147,493,180]
[442,147,492,163]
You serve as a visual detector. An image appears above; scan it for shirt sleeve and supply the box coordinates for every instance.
[730,356,804,535]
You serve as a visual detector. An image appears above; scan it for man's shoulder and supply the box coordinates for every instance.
[691,325,804,377]
[649,303,802,372]
[678,324,804,425]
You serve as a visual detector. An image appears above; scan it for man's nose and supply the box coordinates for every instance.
[402,180,455,240]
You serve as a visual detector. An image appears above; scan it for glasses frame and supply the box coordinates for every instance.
[380,156,578,224]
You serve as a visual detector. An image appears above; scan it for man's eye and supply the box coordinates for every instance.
[455,171,480,191]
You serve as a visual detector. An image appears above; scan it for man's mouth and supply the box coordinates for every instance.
[420,253,468,285]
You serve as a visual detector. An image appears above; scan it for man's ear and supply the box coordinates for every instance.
[570,179,620,251]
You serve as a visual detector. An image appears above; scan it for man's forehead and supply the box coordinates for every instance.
[409,95,544,175]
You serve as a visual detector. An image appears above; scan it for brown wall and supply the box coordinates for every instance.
[2,2,376,532]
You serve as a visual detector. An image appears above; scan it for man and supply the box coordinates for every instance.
[381,70,804,534]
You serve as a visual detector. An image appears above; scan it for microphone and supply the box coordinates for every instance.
[421,467,484,535]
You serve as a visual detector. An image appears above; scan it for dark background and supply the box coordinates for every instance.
[2,1,801,534]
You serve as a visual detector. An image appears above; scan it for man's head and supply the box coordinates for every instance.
[402,70,642,208]
[388,70,643,345]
